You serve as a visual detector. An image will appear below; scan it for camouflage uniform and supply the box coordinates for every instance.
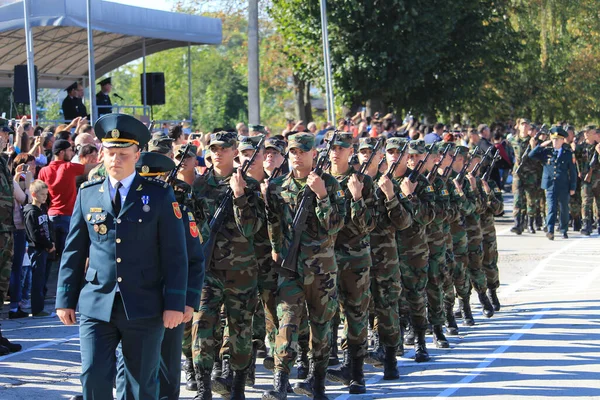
[464,177,488,295]
[265,133,345,383]
[510,135,543,222]
[577,141,600,233]
[481,179,503,291]
[570,142,584,226]
[0,156,14,306]
[191,133,264,378]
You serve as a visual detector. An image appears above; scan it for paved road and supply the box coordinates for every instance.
[1,196,600,399]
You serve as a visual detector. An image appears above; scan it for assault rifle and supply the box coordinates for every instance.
[515,124,547,175]
[454,154,474,186]
[385,142,409,178]
[407,143,434,183]
[280,133,337,273]
[358,138,383,176]
[203,136,265,266]
[469,146,495,178]
[482,150,501,182]
[166,142,193,185]
[442,147,461,181]
[269,151,289,181]
[427,143,451,181]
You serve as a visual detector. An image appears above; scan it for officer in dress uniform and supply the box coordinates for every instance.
[529,126,577,240]
[62,82,86,122]
[96,77,113,117]
[55,113,189,400]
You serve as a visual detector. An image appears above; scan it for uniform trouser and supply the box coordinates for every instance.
[0,232,14,305]
[83,294,164,400]
[546,188,570,234]
[513,175,541,218]
[466,231,487,294]
[158,322,185,400]
[582,181,600,222]
[369,264,401,347]
[481,223,500,291]
[336,250,370,356]
[252,259,279,352]
[192,268,258,371]
[398,250,429,331]
[444,225,470,308]
[182,319,193,359]
[426,229,447,326]
[569,178,582,219]
[274,269,337,374]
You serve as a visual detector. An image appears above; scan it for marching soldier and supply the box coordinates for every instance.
[566,126,583,231]
[577,126,600,235]
[529,127,578,240]
[262,133,345,400]
[191,131,264,400]
[55,113,189,400]
[96,77,113,116]
[325,132,377,394]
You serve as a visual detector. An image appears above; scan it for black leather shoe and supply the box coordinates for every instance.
[562,232,568,239]
[546,232,554,241]
[0,336,22,353]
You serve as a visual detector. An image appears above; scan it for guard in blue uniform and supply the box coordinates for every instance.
[114,151,206,400]
[529,126,577,240]
[96,77,113,116]
[55,113,189,400]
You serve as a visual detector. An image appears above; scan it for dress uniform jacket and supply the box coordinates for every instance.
[62,96,86,121]
[96,92,112,116]
[529,145,577,193]
[55,173,189,322]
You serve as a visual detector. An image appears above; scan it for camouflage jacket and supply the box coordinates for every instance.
[576,142,600,181]
[448,170,477,225]
[372,171,413,235]
[192,169,264,271]
[0,157,14,233]
[481,179,503,236]
[426,172,454,235]
[173,178,209,244]
[510,135,543,182]
[330,167,376,251]
[266,171,345,274]
[464,177,485,241]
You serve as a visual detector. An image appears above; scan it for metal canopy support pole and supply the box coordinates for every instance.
[248,0,260,124]
[86,0,96,123]
[142,38,147,117]
[319,0,335,124]
[22,0,36,124]
[188,43,192,124]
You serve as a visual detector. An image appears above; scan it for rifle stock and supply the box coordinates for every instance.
[482,150,500,182]
[427,144,451,181]
[408,144,434,183]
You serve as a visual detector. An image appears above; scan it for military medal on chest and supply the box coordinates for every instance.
[142,195,150,212]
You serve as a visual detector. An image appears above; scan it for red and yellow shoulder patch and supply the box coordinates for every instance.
[172,202,182,219]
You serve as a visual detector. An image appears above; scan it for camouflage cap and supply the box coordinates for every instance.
[288,133,315,152]
[358,137,382,151]
[426,143,439,155]
[520,118,531,125]
[436,141,455,154]
[148,132,174,154]
[455,145,470,156]
[209,131,237,148]
[248,124,265,133]
[469,146,485,158]
[325,131,353,148]
[407,139,426,155]
[265,137,286,154]
[238,134,265,152]
[386,137,407,150]
[549,126,568,138]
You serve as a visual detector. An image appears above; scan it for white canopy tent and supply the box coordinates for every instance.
[0,0,222,122]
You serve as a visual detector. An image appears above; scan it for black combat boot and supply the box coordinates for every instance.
[230,370,247,400]
[487,288,501,311]
[262,371,289,400]
[365,333,385,367]
[212,357,232,398]
[0,334,22,353]
[326,349,351,386]
[414,330,430,363]
[328,329,339,366]
[383,346,399,380]
[445,303,459,336]
[295,346,309,379]
[573,217,582,232]
[461,299,475,326]
[184,357,198,391]
[535,213,543,230]
[528,216,536,234]
[246,341,258,386]
[348,345,366,394]
[581,218,592,236]
[404,322,415,346]
[211,350,223,380]
[510,212,522,235]
[432,325,449,348]
[398,316,408,356]
[478,291,495,318]
[313,368,329,400]
[194,367,212,400]
[293,361,315,397]
[255,339,268,359]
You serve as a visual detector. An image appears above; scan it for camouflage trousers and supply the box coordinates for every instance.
[369,233,402,347]
[444,221,470,308]
[481,223,500,291]
[582,180,600,221]
[466,225,487,295]
[0,231,14,305]
[192,268,258,371]
[274,269,338,375]
[335,248,371,356]
[426,227,447,326]
[512,175,541,218]
[569,178,582,219]
[252,257,279,352]
[397,244,429,331]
